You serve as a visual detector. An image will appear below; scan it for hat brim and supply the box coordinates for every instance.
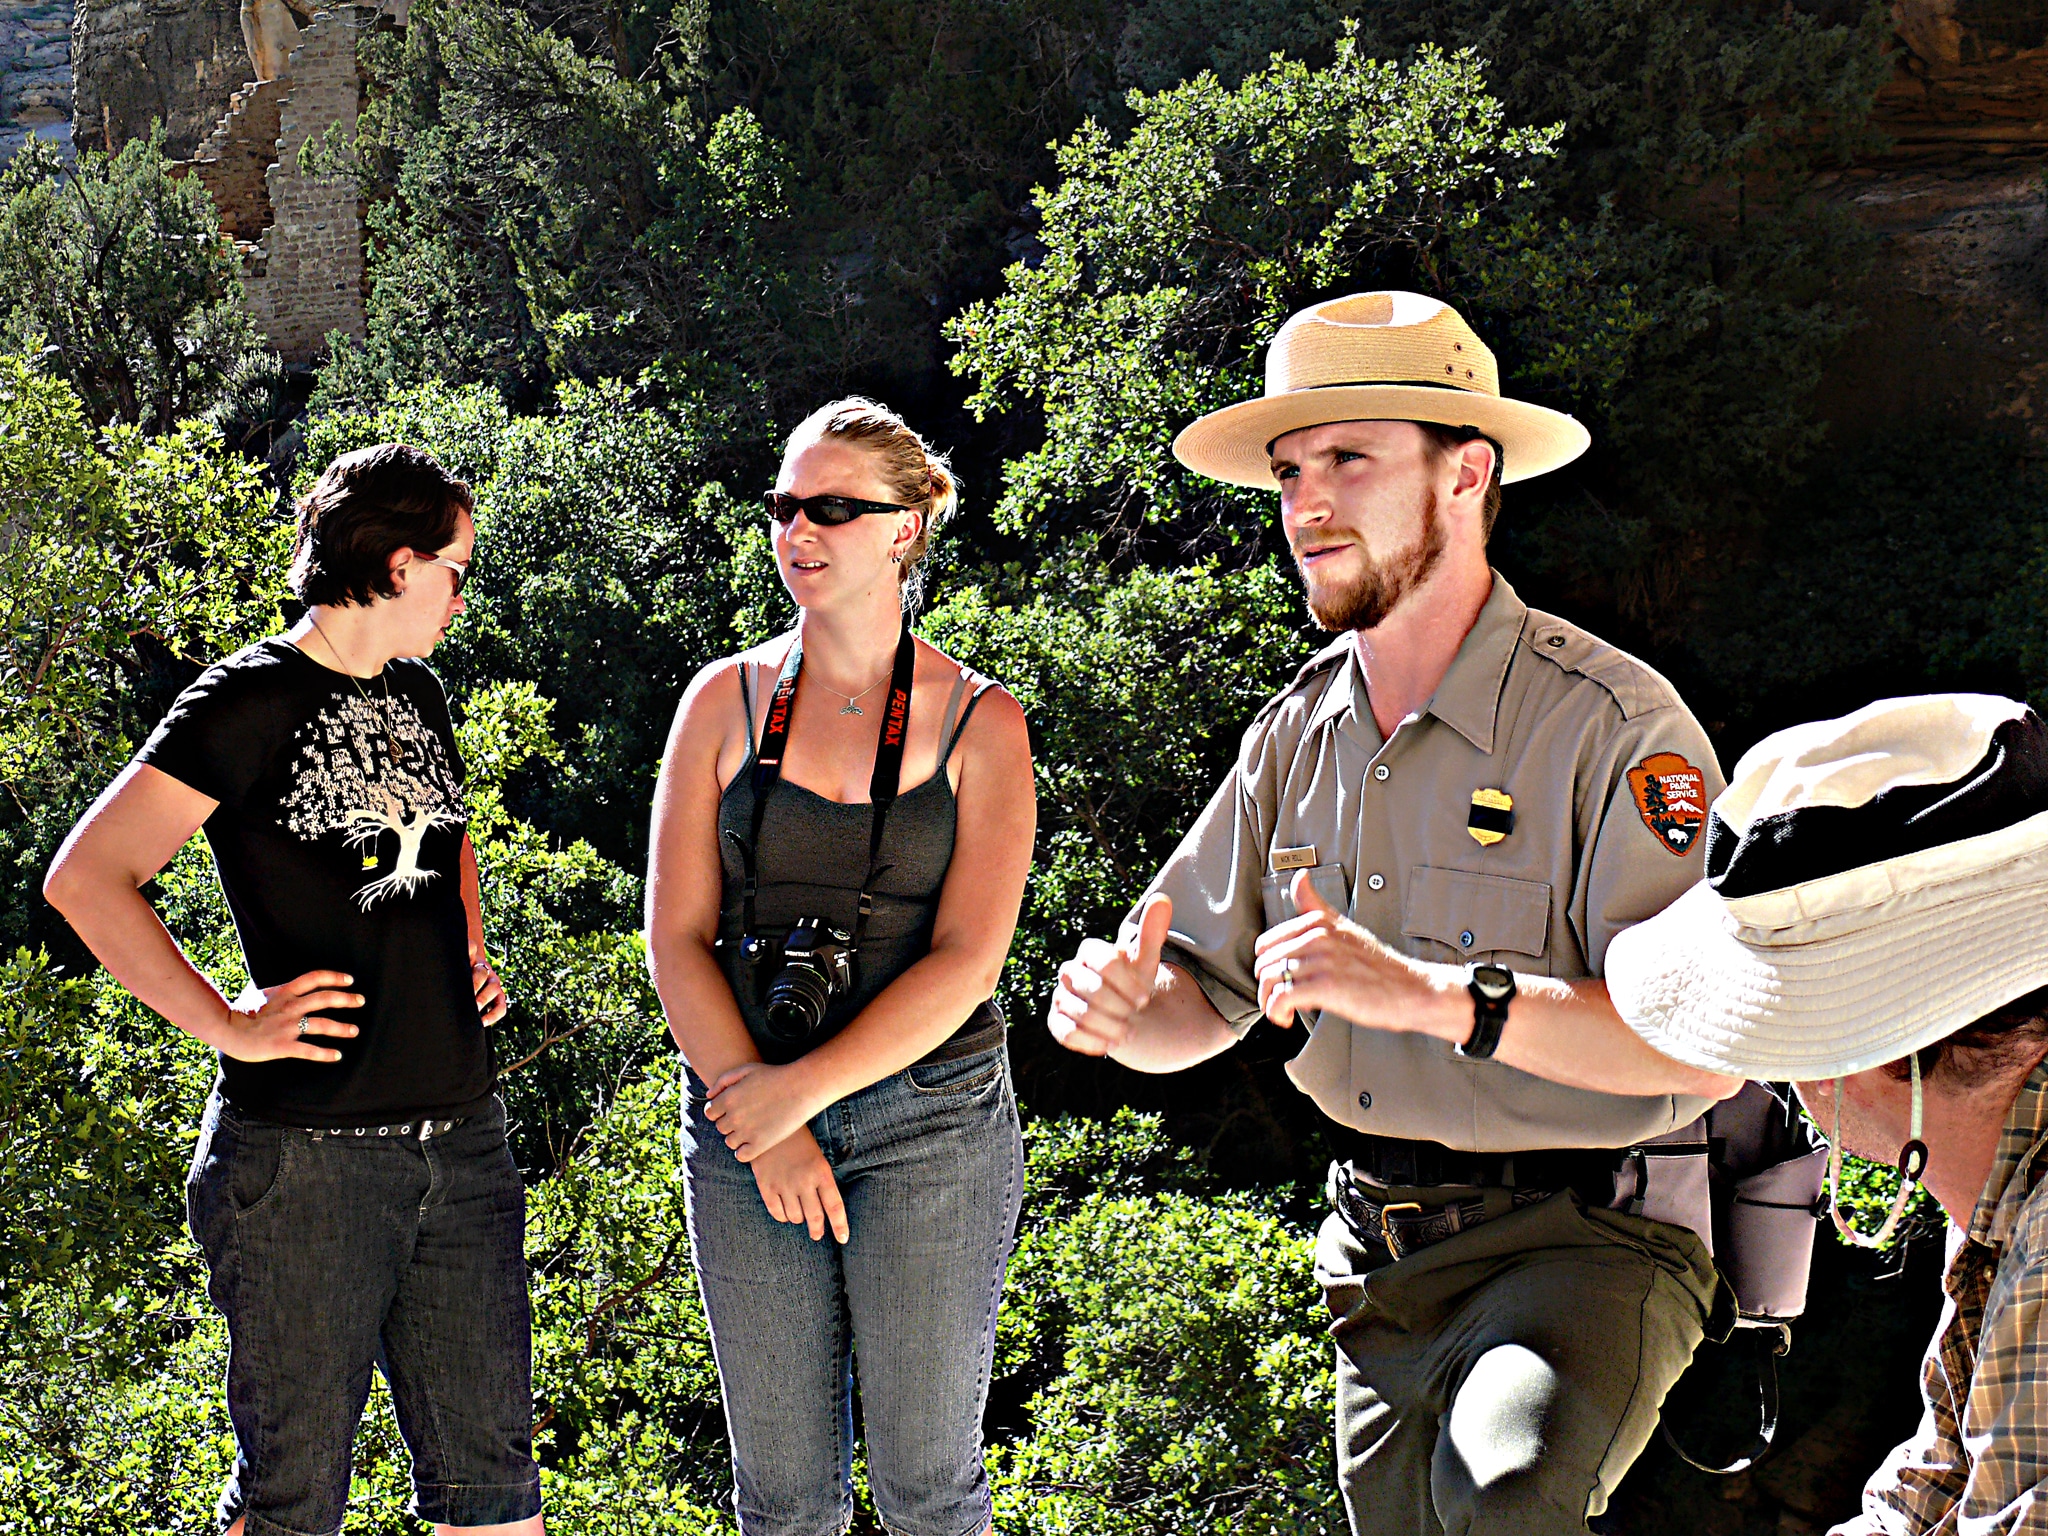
[1172,386,1591,489]
[1606,847,2048,1081]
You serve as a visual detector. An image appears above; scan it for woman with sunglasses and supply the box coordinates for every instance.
[42,443,543,1536]
[646,398,1035,1536]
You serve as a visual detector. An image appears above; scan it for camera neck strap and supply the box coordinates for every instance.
[734,621,917,948]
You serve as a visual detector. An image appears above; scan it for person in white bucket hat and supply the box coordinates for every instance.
[1607,693,2048,1535]
[1048,290,1752,1535]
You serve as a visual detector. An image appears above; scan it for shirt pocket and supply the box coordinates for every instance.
[1260,863,1350,927]
[1401,866,1551,967]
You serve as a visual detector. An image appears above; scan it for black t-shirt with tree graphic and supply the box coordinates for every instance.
[135,638,493,1125]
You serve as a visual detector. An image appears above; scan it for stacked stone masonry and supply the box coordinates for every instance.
[244,7,369,365]
[179,76,283,242]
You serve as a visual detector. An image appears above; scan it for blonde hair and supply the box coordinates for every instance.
[783,396,960,612]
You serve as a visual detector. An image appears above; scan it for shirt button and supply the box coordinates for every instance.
[1547,634,1567,648]
[1374,764,1390,781]
[1368,873,1386,891]
[1357,1091,1373,1110]
[1460,930,1475,948]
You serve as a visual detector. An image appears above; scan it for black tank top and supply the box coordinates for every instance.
[716,655,1006,1065]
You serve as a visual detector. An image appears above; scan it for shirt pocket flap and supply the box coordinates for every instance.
[1260,863,1350,928]
[1402,866,1551,958]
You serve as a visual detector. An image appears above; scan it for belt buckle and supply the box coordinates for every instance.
[1379,1200,1422,1259]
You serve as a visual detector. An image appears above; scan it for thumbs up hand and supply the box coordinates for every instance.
[1048,893,1173,1058]
[1254,868,1437,1031]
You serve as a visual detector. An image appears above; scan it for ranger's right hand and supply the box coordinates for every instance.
[1048,894,1173,1057]
[212,970,364,1063]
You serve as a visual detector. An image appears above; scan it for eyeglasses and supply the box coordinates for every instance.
[410,550,470,596]
[763,491,920,527]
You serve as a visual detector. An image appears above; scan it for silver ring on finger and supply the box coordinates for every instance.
[1283,956,1299,980]
[296,1016,310,1036]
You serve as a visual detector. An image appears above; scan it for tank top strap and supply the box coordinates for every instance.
[935,667,973,760]
[943,676,1001,763]
[737,657,760,764]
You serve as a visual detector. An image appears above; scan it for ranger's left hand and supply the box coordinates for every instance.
[1253,869,1447,1031]
[706,1061,824,1163]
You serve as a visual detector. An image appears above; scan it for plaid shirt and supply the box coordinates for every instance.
[1835,1058,2048,1535]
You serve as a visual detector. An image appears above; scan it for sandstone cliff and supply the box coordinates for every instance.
[70,0,245,158]
[0,0,73,158]
[1815,0,2048,447]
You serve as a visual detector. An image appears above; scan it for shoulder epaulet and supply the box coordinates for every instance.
[1521,609,1682,723]
[1248,633,1351,732]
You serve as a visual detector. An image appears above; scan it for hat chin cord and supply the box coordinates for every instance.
[1828,1053,1929,1250]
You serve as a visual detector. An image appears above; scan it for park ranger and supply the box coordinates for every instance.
[1049,291,1745,1535]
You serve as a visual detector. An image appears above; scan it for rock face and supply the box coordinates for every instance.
[0,0,74,159]
[1816,1,2048,447]
[70,0,245,158]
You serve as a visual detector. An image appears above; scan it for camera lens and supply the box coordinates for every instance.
[763,956,833,1043]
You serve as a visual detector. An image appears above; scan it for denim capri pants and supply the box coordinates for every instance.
[186,1091,542,1536]
[683,1043,1025,1536]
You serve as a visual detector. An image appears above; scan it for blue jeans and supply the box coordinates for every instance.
[186,1091,542,1536]
[682,1044,1025,1536]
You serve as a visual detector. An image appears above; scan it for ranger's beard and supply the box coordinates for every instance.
[1295,488,1448,632]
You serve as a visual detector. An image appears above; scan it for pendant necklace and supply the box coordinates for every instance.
[305,613,403,869]
[810,667,891,717]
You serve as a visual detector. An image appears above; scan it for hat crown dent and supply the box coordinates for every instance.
[1718,693,2032,836]
[1264,290,1500,400]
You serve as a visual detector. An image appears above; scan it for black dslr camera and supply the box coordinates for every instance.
[741,917,856,1046]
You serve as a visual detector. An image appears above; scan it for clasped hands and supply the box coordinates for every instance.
[705,1058,851,1245]
[1049,868,1458,1052]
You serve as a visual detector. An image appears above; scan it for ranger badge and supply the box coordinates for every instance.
[1467,788,1514,846]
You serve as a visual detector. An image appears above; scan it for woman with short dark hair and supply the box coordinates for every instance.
[646,398,1036,1536]
[43,442,544,1536]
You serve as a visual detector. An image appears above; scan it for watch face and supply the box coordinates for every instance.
[1472,965,1515,1001]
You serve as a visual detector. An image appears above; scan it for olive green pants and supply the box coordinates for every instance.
[1316,1188,1717,1536]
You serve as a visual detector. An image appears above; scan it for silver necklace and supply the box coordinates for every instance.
[808,665,891,717]
[306,613,403,768]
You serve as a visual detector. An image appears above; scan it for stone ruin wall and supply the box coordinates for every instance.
[233,9,368,365]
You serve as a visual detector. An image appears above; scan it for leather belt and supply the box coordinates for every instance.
[1331,1171,1500,1260]
[1327,1134,1628,1262]
[1328,1129,1626,1194]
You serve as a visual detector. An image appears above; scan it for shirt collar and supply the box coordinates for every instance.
[1971,1056,2048,1248]
[1301,573,1528,754]
[1424,573,1527,755]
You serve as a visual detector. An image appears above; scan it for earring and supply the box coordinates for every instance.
[890,552,903,564]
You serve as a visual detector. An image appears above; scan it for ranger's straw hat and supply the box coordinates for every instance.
[1172,291,1591,488]
[1608,695,2048,1081]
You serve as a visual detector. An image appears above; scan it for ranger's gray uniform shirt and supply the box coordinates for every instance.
[1142,574,1723,1152]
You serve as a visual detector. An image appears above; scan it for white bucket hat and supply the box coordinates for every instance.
[1171,291,1591,488]
[1607,693,2048,1082]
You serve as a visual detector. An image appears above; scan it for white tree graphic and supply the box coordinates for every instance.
[280,692,468,910]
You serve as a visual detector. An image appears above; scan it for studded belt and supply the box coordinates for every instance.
[298,1117,468,1142]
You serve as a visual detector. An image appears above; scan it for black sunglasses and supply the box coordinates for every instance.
[763,491,920,527]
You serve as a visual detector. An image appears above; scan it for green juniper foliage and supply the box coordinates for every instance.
[0,137,279,437]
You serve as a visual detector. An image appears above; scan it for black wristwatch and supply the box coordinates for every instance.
[1459,963,1516,1059]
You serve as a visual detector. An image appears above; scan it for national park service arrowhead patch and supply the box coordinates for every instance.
[1467,788,1514,846]
[1627,752,1707,856]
